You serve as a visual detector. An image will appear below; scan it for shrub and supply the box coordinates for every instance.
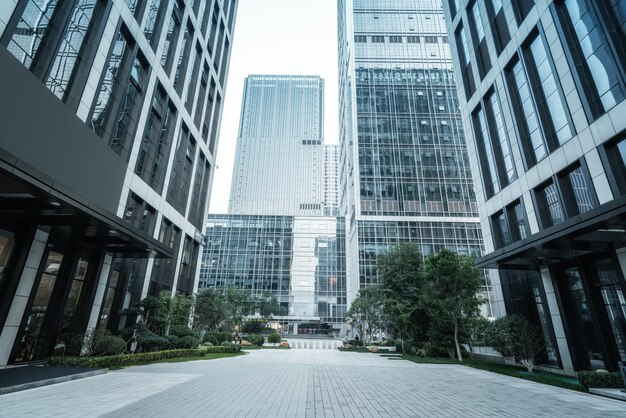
[347,339,364,347]
[92,335,127,356]
[485,314,546,372]
[203,331,231,345]
[268,333,281,347]
[338,344,354,351]
[248,335,265,346]
[178,335,200,349]
[164,335,180,350]
[220,341,232,347]
[169,325,196,338]
[426,346,449,358]
[578,371,625,391]
[201,342,213,347]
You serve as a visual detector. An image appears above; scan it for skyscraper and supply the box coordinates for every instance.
[443,0,626,374]
[338,0,490,312]
[229,75,324,216]
[0,0,236,366]
[202,75,348,333]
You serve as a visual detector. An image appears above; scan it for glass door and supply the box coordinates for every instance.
[594,258,626,362]
[14,251,64,362]
[564,267,606,369]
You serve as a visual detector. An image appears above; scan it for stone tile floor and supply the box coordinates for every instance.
[0,349,624,417]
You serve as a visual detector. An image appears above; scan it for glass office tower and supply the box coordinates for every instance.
[338,0,492,314]
[229,75,324,216]
[0,0,237,366]
[443,0,626,374]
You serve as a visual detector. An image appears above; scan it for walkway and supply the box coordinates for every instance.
[0,350,623,417]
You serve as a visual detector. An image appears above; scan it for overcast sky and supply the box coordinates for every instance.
[208,0,339,213]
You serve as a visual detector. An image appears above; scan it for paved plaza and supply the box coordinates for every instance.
[0,349,624,417]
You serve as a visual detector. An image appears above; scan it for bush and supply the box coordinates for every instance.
[485,314,546,372]
[92,335,127,356]
[45,346,242,368]
[203,331,231,345]
[268,333,281,347]
[347,339,364,347]
[178,335,200,349]
[201,342,213,347]
[220,341,232,347]
[169,325,196,338]
[578,371,625,391]
[426,346,449,358]
[164,335,180,350]
[246,334,265,346]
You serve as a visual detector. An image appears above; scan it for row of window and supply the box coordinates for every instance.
[354,34,448,44]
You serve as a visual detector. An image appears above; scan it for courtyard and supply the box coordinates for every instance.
[0,349,624,417]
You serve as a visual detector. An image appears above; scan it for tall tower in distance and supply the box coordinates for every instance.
[228,75,324,216]
[338,0,492,314]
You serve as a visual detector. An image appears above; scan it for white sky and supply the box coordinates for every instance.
[208,0,339,214]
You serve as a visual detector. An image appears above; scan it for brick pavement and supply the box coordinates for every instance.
[0,349,624,417]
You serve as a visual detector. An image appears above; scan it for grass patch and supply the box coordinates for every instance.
[400,355,583,392]
[242,346,291,350]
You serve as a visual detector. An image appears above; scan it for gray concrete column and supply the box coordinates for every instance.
[540,267,575,375]
[0,229,49,367]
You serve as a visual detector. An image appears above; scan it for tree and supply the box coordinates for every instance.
[376,242,426,353]
[268,333,281,347]
[347,286,385,344]
[485,314,546,372]
[194,287,227,331]
[420,249,485,362]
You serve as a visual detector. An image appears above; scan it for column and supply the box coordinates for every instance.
[540,267,575,375]
[0,229,49,367]
[81,254,112,355]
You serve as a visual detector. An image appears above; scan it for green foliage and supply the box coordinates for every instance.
[202,331,231,345]
[45,347,239,368]
[241,319,266,334]
[169,325,196,338]
[347,286,385,344]
[425,346,449,358]
[244,334,265,346]
[220,341,232,347]
[178,335,200,349]
[194,287,227,331]
[164,335,180,349]
[347,339,364,347]
[268,333,281,347]
[421,249,485,361]
[92,335,127,356]
[578,371,625,390]
[485,314,546,372]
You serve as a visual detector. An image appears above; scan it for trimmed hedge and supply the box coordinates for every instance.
[45,346,240,368]
[578,371,625,391]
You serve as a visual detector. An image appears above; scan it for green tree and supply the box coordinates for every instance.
[194,287,227,331]
[347,286,384,344]
[420,249,485,362]
[376,242,426,353]
[268,333,281,347]
[485,314,546,372]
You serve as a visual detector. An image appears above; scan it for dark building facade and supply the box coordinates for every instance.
[444,0,626,373]
[0,0,237,366]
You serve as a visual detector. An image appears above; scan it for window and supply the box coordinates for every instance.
[512,0,535,24]
[449,0,459,19]
[160,0,183,73]
[604,136,626,196]
[487,0,511,53]
[5,0,105,104]
[207,1,220,54]
[491,210,512,248]
[124,193,156,234]
[455,25,475,97]
[166,125,196,214]
[467,0,491,77]
[173,22,194,93]
[559,164,597,215]
[536,181,565,228]
[371,36,385,43]
[90,30,149,160]
[424,36,438,43]
[195,63,210,127]
[185,43,202,111]
[472,106,500,197]
[507,200,530,241]
[135,84,176,193]
[188,153,210,228]
[485,90,516,184]
[124,0,146,18]
[354,35,367,42]
[554,0,626,119]
[389,36,402,43]
[143,0,167,48]
[407,36,420,43]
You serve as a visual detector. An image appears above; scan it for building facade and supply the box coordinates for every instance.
[337,0,493,315]
[0,0,236,366]
[443,0,626,373]
[200,215,348,332]
[228,75,324,217]
[323,144,340,216]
